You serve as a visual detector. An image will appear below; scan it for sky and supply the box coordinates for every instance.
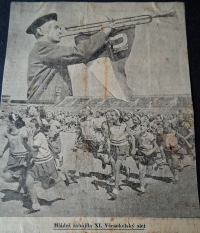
[2,2,191,100]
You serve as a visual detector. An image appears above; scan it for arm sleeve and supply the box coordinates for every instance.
[38,31,108,68]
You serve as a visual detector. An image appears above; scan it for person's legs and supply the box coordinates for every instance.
[138,163,146,192]
[178,148,187,170]
[166,157,174,177]
[97,153,107,169]
[160,146,166,163]
[135,160,139,169]
[54,158,60,170]
[109,156,115,182]
[55,171,69,186]
[125,166,131,181]
[49,139,62,170]
[171,155,180,183]
[58,154,63,167]
[114,158,123,190]
[146,164,154,175]
[91,140,107,169]
[17,167,27,193]
[96,132,104,153]
[26,174,40,210]
[42,173,69,189]
[54,154,63,171]
[165,151,177,183]
[56,139,63,168]
[154,148,164,170]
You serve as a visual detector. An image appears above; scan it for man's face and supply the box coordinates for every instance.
[156,116,162,124]
[29,122,39,135]
[132,116,140,125]
[163,123,171,134]
[124,113,130,121]
[46,112,53,121]
[140,123,148,133]
[28,107,38,117]
[106,111,112,122]
[178,114,184,123]
[110,111,118,123]
[143,115,149,122]
[44,20,62,43]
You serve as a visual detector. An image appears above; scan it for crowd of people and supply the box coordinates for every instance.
[0,105,195,213]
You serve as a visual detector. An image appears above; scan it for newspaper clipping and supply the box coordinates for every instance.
[0,2,199,232]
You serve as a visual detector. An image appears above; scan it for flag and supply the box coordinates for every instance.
[74,25,136,101]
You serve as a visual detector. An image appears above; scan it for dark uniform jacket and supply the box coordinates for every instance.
[27,31,108,103]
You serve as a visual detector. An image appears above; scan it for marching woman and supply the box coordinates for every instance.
[24,118,69,214]
[46,110,63,170]
[107,109,135,197]
[77,107,107,169]
[0,113,28,193]
[161,121,192,184]
[134,122,158,194]
[131,114,141,137]
[101,110,114,170]
[93,110,106,153]
[78,107,99,155]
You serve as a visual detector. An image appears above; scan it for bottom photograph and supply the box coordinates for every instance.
[0,96,198,218]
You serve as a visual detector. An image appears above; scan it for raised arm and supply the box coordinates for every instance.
[38,28,113,67]
[184,130,194,140]
[176,132,192,149]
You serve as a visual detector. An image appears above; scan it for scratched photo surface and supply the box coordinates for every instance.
[0,2,199,217]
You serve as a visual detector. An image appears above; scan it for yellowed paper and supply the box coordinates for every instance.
[0,2,199,232]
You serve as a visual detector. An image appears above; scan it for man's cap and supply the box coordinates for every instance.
[26,13,57,35]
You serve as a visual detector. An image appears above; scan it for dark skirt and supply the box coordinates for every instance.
[4,153,27,178]
[134,150,156,166]
[27,158,58,181]
[82,139,99,153]
[164,146,187,169]
[110,144,129,161]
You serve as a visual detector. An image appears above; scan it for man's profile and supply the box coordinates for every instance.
[26,13,113,104]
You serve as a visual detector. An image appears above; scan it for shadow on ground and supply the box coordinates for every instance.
[0,189,64,209]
